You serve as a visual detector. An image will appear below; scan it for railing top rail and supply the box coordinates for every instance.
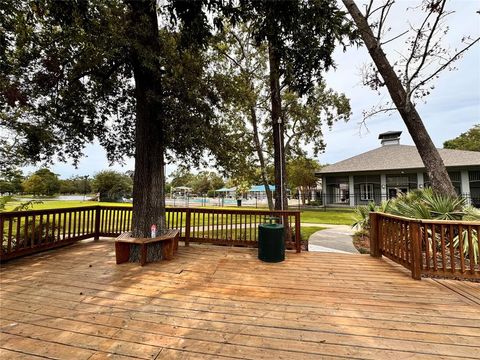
[375,212,480,226]
[1,205,101,217]
[168,207,301,215]
[98,206,132,210]
[1,205,301,217]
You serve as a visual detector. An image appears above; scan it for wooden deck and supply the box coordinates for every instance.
[1,239,479,359]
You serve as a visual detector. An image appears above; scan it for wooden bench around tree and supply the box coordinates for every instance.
[115,229,179,266]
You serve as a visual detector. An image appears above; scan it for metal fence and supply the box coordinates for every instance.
[307,192,480,208]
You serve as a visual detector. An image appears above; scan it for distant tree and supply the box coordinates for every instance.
[190,171,225,195]
[22,175,46,196]
[59,179,77,195]
[92,171,133,202]
[287,157,321,205]
[170,168,195,189]
[9,170,25,194]
[230,1,356,210]
[212,24,351,210]
[165,183,172,197]
[0,181,14,195]
[22,169,60,196]
[59,176,92,194]
[0,168,24,194]
[209,173,225,192]
[34,169,61,196]
[341,0,479,196]
[169,169,224,196]
[444,125,480,152]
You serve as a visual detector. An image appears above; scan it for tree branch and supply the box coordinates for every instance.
[381,30,409,46]
[408,0,447,83]
[410,36,480,95]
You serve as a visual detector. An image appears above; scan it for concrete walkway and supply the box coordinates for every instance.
[306,223,358,254]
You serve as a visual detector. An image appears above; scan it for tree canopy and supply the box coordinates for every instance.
[22,168,60,196]
[443,125,480,152]
[0,0,235,236]
[92,170,132,202]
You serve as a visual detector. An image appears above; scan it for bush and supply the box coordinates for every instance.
[352,189,480,264]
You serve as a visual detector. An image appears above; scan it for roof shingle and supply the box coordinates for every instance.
[317,145,480,174]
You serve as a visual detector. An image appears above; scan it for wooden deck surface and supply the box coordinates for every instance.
[1,239,479,359]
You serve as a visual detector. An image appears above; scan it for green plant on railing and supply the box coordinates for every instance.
[351,201,376,230]
[2,217,63,253]
[2,198,46,251]
[12,199,44,212]
[353,189,480,265]
[16,222,62,249]
[0,196,13,211]
[0,197,44,212]
[352,189,478,230]
[451,229,479,265]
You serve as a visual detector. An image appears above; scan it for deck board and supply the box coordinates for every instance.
[1,239,479,359]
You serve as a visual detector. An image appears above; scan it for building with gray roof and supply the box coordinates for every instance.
[316,131,480,206]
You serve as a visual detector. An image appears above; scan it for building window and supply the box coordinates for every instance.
[360,184,374,201]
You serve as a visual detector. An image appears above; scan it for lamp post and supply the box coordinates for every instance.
[83,175,89,201]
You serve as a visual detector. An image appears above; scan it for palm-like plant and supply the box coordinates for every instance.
[420,189,466,220]
[352,188,479,264]
[386,188,465,220]
[352,201,376,230]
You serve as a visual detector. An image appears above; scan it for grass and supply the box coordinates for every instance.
[300,209,355,226]
[301,226,327,241]
[2,200,129,212]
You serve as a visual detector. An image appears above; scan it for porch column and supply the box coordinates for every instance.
[322,176,327,205]
[417,172,424,190]
[380,174,387,202]
[349,175,355,206]
[461,170,471,205]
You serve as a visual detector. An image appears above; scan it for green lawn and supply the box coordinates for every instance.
[3,200,128,212]
[300,209,355,226]
[301,226,327,241]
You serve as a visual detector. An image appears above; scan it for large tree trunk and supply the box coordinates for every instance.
[127,0,166,237]
[249,104,274,211]
[342,0,456,197]
[268,42,288,210]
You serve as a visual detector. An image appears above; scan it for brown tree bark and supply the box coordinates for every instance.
[249,104,274,210]
[342,0,456,196]
[127,0,166,237]
[268,42,289,210]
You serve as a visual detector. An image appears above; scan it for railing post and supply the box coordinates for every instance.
[410,221,422,280]
[0,213,4,258]
[94,206,101,241]
[185,208,191,247]
[295,212,301,253]
[369,212,381,258]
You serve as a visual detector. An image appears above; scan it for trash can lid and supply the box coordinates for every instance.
[259,223,284,229]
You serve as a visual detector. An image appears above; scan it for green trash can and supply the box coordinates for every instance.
[258,222,285,263]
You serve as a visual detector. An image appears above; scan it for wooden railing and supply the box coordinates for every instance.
[1,206,301,261]
[370,212,480,280]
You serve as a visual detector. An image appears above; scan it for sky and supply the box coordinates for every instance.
[23,0,480,179]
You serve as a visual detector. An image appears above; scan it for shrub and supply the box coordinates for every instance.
[352,189,480,264]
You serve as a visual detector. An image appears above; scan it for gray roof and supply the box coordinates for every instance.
[379,130,402,139]
[317,145,480,174]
